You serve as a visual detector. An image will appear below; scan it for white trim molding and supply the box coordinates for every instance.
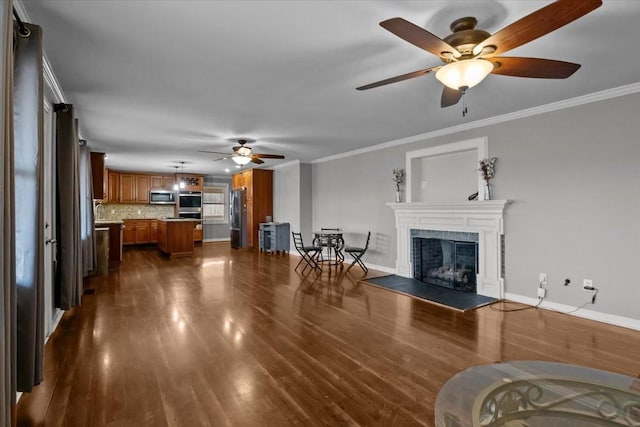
[312,82,640,165]
[388,200,510,299]
[505,293,640,332]
[405,137,488,203]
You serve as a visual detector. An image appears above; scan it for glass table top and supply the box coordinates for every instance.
[435,361,640,427]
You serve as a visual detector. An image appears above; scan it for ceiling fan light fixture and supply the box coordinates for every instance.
[232,155,251,166]
[435,59,493,90]
[236,146,252,156]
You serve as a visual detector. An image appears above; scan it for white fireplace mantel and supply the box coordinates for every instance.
[388,200,510,299]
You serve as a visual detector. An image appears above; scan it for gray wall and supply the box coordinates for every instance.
[273,162,314,248]
[306,92,640,321]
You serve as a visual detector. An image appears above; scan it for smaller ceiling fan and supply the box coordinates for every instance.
[199,138,285,166]
[357,0,602,110]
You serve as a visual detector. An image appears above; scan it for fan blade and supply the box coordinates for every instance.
[487,57,580,79]
[198,150,233,156]
[441,86,462,108]
[211,157,229,162]
[250,157,264,165]
[381,17,460,58]
[252,153,285,159]
[357,66,439,91]
[474,0,602,57]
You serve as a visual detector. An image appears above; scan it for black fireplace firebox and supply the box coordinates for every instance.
[412,238,478,292]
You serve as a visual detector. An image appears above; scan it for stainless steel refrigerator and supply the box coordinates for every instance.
[230,189,247,249]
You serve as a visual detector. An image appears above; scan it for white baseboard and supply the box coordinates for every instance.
[203,238,230,242]
[505,292,640,332]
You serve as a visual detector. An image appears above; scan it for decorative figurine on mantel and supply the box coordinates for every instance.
[479,157,497,200]
[392,168,404,203]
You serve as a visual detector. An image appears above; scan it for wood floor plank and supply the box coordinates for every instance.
[15,243,640,426]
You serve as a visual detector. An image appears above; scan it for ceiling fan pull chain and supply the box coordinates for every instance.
[462,91,468,117]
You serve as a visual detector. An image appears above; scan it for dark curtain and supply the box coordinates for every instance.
[1,0,15,423]
[55,104,82,309]
[79,142,95,276]
[13,21,45,392]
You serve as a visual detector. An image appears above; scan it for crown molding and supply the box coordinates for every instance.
[14,0,67,103]
[312,82,640,164]
[272,159,301,170]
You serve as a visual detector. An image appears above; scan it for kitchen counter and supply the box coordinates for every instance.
[95,219,124,224]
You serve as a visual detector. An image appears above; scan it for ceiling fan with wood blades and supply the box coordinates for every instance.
[357,0,602,109]
[198,138,285,166]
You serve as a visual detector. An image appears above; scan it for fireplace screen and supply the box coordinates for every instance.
[412,238,478,292]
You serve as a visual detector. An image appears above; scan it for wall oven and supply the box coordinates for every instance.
[149,190,176,204]
[178,191,202,219]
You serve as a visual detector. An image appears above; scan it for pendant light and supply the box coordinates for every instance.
[172,166,179,191]
[179,161,186,189]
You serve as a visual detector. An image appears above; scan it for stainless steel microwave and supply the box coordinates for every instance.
[149,190,176,204]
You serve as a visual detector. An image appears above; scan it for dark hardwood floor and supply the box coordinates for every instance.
[16,243,640,426]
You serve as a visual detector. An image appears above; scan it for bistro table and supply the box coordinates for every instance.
[313,230,344,268]
[435,360,640,427]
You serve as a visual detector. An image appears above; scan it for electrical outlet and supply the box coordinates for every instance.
[110,209,115,214]
[537,287,546,298]
[539,273,547,286]
[583,279,594,290]
[137,209,141,215]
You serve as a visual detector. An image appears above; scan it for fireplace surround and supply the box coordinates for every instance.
[388,201,510,299]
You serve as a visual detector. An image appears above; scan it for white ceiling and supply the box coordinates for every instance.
[20,0,640,175]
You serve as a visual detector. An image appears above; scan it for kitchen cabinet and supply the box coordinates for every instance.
[163,176,176,189]
[135,175,150,203]
[120,174,136,203]
[123,221,135,245]
[150,175,164,189]
[118,174,150,204]
[123,219,158,245]
[149,175,175,190]
[108,171,120,203]
[232,169,272,248]
[151,220,158,243]
[90,152,107,201]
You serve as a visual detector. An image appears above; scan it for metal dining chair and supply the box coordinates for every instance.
[292,232,321,273]
[344,231,371,273]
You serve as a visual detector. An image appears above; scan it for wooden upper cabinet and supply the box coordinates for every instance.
[119,174,136,203]
[163,176,176,189]
[150,175,164,189]
[90,152,107,201]
[108,171,120,203]
[135,175,150,203]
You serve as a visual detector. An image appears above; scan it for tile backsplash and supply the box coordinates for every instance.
[96,203,175,220]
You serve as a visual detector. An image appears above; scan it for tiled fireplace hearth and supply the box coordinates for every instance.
[388,201,510,299]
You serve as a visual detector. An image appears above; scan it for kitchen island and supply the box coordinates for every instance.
[157,218,201,258]
[94,220,124,266]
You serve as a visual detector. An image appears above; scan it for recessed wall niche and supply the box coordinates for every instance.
[405,137,488,203]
